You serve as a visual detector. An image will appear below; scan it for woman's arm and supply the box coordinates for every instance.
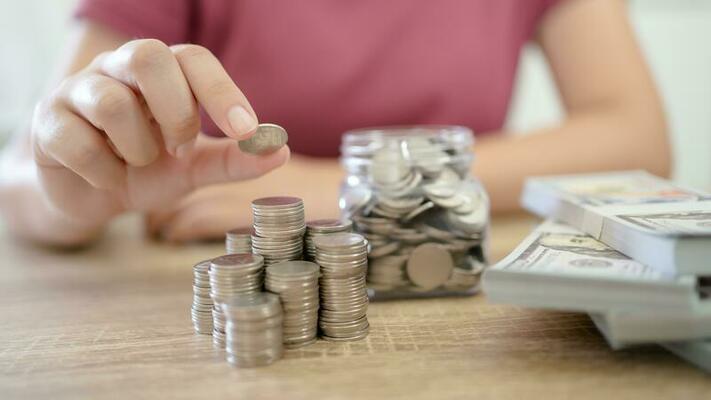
[0,21,286,246]
[475,0,670,213]
[0,23,129,245]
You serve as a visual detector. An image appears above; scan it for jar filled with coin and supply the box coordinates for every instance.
[339,126,489,299]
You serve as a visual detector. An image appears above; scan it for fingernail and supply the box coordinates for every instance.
[228,106,258,138]
[175,139,195,159]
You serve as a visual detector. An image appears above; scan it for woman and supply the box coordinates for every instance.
[0,0,670,245]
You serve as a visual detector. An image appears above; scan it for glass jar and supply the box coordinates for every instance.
[339,126,489,299]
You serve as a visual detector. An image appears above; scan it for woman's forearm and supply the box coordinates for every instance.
[0,150,105,246]
[474,107,671,214]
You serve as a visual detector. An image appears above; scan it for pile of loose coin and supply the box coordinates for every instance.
[341,135,488,297]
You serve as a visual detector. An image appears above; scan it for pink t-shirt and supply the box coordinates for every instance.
[76,0,560,157]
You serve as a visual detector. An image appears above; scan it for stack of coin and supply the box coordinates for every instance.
[222,293,284,368]
[314,233,370,341]
[208,254,265,347]
[251,197,306,266]
[304,219,353,261]
[212,305,226,346]
[225,227,253,254]
[191,259,213,334]
[265,261,320,348]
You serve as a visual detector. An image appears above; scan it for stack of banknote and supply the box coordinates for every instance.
[483,170,711,373]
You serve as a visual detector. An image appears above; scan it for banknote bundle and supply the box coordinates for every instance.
[521,170,711,276]
[484,170,711,373]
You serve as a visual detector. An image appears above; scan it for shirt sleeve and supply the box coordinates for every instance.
[74,0,192,45]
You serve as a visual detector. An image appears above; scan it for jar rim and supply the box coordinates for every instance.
[339,125,474,171]
[342,125,474,144]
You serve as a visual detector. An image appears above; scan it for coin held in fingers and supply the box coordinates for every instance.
[238,123,288,155]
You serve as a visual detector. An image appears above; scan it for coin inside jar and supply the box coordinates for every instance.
[238,123,288,155]
[406,243,455,290]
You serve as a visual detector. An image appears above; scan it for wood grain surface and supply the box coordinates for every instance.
[1,213,709,399]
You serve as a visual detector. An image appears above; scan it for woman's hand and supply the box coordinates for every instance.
[148,155,344,242]
[30,39,288,229]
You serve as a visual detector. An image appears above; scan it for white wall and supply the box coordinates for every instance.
[0,0,76,143]
[1,0,709,188]
[506,0,711,189]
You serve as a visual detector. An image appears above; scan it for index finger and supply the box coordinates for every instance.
[97,40,201,156]
[171,44,259,140]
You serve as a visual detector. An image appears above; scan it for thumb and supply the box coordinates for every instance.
[179,135,290,190]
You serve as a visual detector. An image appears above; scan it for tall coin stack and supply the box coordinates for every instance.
[191,260,213,334]
[304,219,353,261]
[225,227,253,254]
[265,261,320,348]
[208,254,265,347]
[251,197,306,267]
[314,233,370,341]
[222,293,284,368]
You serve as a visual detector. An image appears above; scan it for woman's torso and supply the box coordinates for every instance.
[78,0,558,157]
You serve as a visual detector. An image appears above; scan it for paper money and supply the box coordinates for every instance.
[594,313,711,373]
[521,170,711,276]
[482,220,699,313]
[484,219,711,374]
[661,340,711,373]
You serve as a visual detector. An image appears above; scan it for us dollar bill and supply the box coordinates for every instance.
[482,219,701,313]
[490,220,665,282]
[522,170,711,237]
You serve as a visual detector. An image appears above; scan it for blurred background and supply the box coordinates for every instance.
[0,0,709,189]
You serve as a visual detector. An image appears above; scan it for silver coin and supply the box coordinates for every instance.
[238,123,288,155]
[369,241,400,258]
[306,219,353,232]
[252,196,303,209]
[313,233,366,251]
[401,201,435,222]
[371,147,410,186]
[406,243,454,290]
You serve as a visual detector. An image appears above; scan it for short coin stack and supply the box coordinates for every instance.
[265,261,320,348]
[251,197,306,267]
[222,293,284,368]
[225,227,253,254]
[304,219,353,261]
[191,260,213,334]
[314,233,370,341]
[208,254,265,347]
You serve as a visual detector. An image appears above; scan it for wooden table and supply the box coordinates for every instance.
[1,213,709,399]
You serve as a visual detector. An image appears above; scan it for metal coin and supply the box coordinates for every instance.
[406,243,455,290]
[238,123,288,155]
